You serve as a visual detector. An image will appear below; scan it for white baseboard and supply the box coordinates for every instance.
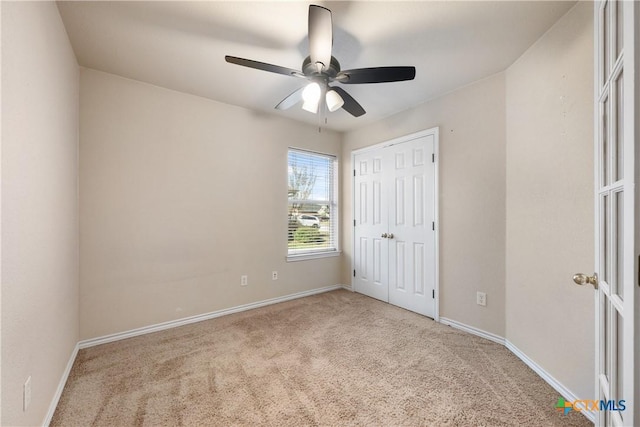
[439,317,593,423]
[340,284,352,291]
[43,343,79,427]
[79,284,344,349]
[439,317,505,345]
[505,340,594,423]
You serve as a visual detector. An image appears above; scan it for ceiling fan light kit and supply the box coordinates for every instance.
[225,5,416,119]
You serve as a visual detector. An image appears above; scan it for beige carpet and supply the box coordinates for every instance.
[52,290,591,426]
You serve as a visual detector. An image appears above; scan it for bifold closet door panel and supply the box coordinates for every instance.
[387,135,436,318]
[353,150,389,302]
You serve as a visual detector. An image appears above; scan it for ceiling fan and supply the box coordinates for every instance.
[225,5,416,118]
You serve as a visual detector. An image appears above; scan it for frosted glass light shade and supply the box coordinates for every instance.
[301,82,321,113]
[325,89,344,112]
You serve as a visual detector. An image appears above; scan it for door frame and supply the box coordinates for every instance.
[632,3,639,423]
[351,127,440,321]
[593,1,638,424]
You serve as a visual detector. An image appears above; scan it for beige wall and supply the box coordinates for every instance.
[79,69,342,340]
[505,2,594,399]
[0,2,595,421]
[342,3,594,401]
[1,2,79,425]
[342,74,507,337]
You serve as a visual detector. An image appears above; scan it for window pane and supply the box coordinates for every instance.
[615,191,623,301]
[288,150,332,202]
[604,299,610,381]
[615,311,623,419]
[603,1,610,83]
[602,96,609,186]
[615,71,624,182]
[616,0,623,60]
[602,194,610,284]
[288,149,338,255]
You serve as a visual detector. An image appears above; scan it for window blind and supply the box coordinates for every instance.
[288,148,338,255]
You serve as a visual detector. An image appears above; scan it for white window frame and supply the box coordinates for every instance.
[287,147,340,262]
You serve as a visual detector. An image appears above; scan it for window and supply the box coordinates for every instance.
[287,148,338,260]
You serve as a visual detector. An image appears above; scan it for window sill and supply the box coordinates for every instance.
[286,251,342,262]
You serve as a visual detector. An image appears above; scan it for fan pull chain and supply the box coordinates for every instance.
[317,94,324,133]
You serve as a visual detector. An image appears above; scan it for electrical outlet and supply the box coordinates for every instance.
[24,376,31,411]
[272,271,278,280]
[477,292,487,307]
[240,275,248,286]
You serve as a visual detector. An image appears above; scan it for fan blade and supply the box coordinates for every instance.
[308,5,332,72]
[336,66,416,84]
[331,87,365,117]
[275,87,305,110]
[225,56,303,78]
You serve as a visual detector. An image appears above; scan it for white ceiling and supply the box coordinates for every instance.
[57,1,576,132]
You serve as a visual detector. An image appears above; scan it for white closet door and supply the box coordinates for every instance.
[353,130,438,319]
[387,135,436,317]
[353,150,389,302]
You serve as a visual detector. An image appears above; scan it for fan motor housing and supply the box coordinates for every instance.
[302,56,341,79]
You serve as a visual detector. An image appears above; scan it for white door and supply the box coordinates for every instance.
[353,129,438,318]
[388,135,436,317]
[580,1,636,425]
[353,149,389,302]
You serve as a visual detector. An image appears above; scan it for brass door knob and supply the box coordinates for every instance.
[573,272,598,290]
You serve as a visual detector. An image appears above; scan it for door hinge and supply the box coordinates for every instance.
[353,269,356,277]
[432,153,435,163]
[432,221,435,231]
[432,289,435,299]
[354,219,356,227]
[353,169,356,177]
